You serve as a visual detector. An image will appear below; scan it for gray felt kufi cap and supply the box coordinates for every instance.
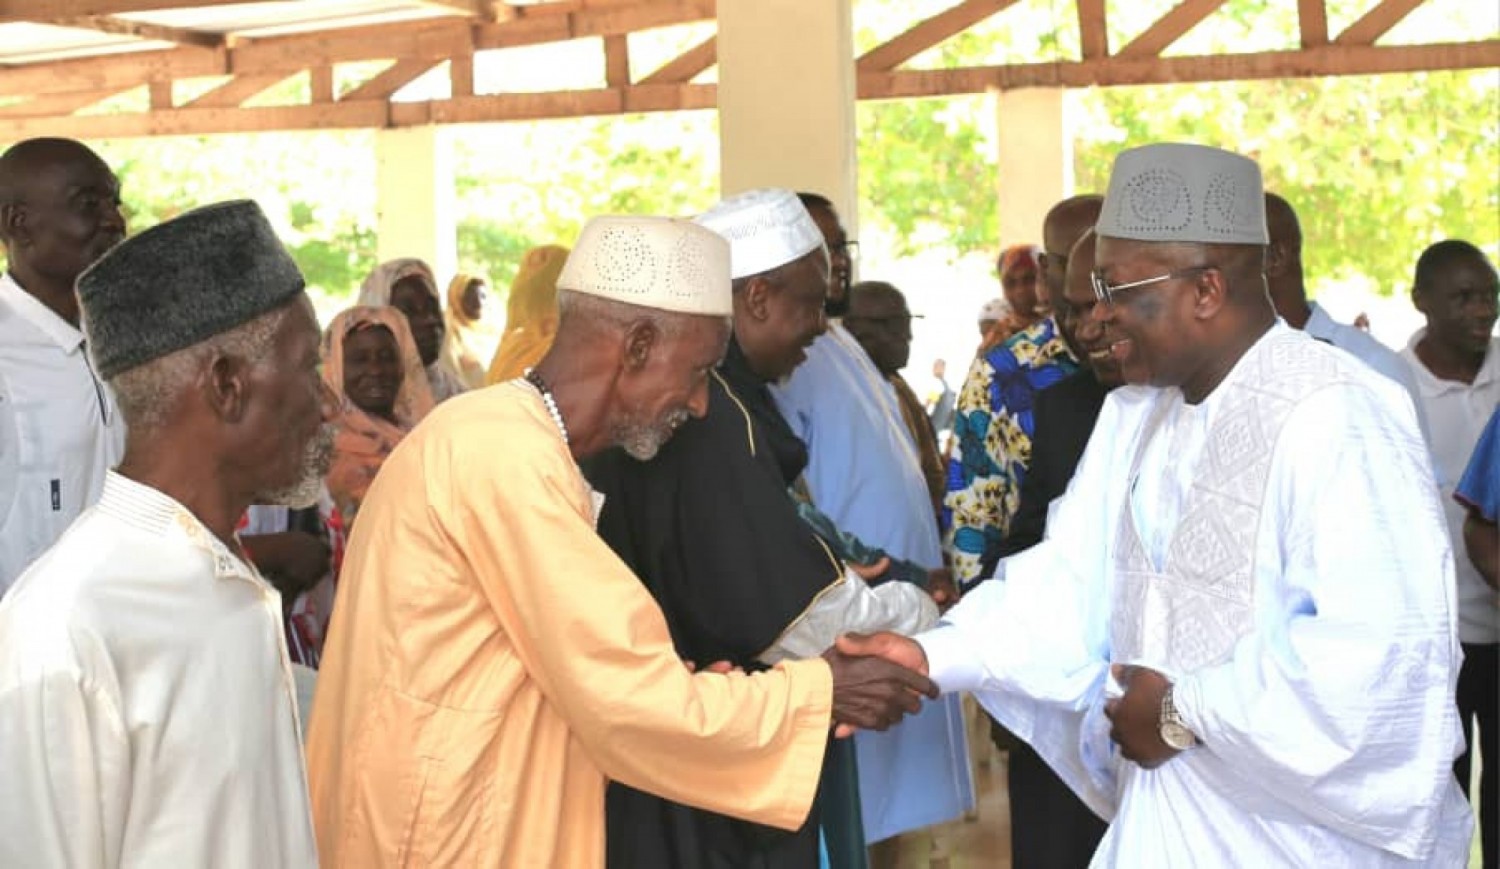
[78,199,306,380]
[1097,143,1268,246]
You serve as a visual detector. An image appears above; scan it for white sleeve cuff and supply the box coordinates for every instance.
[915,623,988,695]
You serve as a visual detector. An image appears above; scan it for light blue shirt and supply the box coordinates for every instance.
[1305,302,1430,442]
[771,324,942,569]
[771,323,971,842]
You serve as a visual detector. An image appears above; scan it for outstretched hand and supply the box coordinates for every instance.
[824,632,934,738]
[1102,664,1177,769]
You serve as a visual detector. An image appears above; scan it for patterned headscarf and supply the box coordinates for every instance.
[320,306,435,521]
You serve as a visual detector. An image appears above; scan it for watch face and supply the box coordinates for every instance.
[1161,721,1195,751]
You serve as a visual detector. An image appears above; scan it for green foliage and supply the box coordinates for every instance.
[857,96,998,257]
[848,0,1498,295]
[1073,70,1500,294]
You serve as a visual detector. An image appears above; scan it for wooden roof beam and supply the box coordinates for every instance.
[859,39,1500,95]
[1077,0,1108,59]
[0,0,262,19]
[1117,0,1227,58]
[1296,0,1328,47]
[339,58,443,102]
[47,15,224,49]
[638,34,715,84]
[1335,0,1426,46]
[182,72,294,109]
[857,0,1021,72]
[0,87,128,118]
[0,1,716,97]
[603,34,629,87]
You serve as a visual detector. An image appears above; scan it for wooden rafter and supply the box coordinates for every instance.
[339,59,443,102]
[0,0,1495,139]
[183,73,292,108]
[1335,0,1426,46]
[310,66,334,103]
[639,34,714,84]
[857,0,1021,72]
[0,0,260,18]
[0,0,713,98]
[48,15,224,49]
[1296,0,1328,48]
[1118,0,1228,58]
[0,88,125,118]
[604,34,630,87]
[450,54,475,96]
[1077,0,1108,59]
[859,40,1500,97]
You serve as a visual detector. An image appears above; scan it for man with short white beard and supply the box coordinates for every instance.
[305,215,938,867]
[0,200,334,867]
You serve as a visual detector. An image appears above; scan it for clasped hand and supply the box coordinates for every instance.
[1102,663,1179,769]
[822,632,936,738]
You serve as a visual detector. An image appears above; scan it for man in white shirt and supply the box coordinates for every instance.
[1399,238,1500,867]
[838,143,1474,866]
[1263,192,1427,434]
[0,138,128,592]
[0,200,335,867]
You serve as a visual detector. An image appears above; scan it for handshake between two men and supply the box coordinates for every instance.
[819,631,939,737]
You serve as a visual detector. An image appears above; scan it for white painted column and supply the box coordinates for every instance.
[995,87,1071,246]
[375,125,457,283]
[717,0,858,232]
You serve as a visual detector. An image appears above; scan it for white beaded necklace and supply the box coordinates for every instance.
[523,367,569,446]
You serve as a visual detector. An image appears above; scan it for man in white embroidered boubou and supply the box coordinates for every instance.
[0,200,335,867]
[836,143,1475,866]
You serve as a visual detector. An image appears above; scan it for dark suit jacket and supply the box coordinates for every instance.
[981,369,1111,576]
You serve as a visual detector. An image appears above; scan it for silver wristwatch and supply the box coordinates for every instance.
[1159,685,1197,751]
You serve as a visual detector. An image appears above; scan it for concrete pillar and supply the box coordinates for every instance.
[995,87,1071,246]
[717,0,858,233]
[375,125,457,283]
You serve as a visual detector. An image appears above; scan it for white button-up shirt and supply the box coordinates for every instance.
[0,472,318,868]
[0,272,125,593]
[1402,330,1500,645]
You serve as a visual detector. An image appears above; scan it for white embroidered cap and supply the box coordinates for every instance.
[694,188,826,279]
[977,297,1009,323]
[558,216,732,316]
[1097,143,1268,245]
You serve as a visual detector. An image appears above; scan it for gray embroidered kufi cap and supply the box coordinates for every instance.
[1097,143,1269,246]
[77,199,306,380]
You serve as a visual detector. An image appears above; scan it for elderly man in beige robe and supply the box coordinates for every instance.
[305,215,938,867]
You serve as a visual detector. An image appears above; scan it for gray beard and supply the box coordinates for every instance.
[254,424,336,509]
[614,409,690,462]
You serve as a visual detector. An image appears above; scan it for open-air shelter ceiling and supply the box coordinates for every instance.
[0,0,1495,139]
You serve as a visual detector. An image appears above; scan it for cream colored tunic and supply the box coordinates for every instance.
[306,381,834,867]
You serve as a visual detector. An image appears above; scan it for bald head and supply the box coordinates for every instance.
[1263,192,1308,326]
[0,138,112,205]
[1041,195,1104,313]
[0,137,125,325]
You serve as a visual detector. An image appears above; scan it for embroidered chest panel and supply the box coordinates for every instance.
[1110,333,1356,674]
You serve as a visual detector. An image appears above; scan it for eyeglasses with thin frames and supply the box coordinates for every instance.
[1090,265,1214,306]
[831,240,860,262]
